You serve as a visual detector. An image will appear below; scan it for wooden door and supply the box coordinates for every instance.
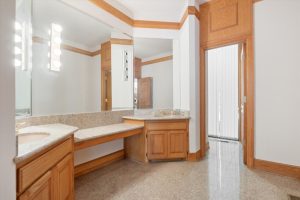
[147,131,168,160]
[137,77,153,109]
[101,70,112,111]
[55,154,74,200]
[134,57,142,79]
[168,131,187,159]
[19,171,54,200]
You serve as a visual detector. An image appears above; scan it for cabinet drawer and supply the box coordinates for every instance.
[18,138,73,194]
[147,121,187,131]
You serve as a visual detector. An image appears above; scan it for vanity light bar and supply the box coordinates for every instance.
[123,50,129,81]
[14,21,26,71]
[49,23,62,72]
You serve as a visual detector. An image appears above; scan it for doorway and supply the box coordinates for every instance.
[206,44,243,141]
[201,38,253,166]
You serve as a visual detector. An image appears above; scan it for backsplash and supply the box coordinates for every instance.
[16,110,134,130]
[133,109,190,117]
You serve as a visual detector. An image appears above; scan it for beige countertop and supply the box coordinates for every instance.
[122,115,190,121]
[15,123,78,164]
[74,123,144,142]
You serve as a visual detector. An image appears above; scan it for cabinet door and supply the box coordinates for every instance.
[168,131,187,159]
[147,131,168,160]
[55,154,74,200]
[19,171,54,200]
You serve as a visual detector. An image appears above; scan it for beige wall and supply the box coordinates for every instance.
[0,0,16,198]
[254,0,300,166]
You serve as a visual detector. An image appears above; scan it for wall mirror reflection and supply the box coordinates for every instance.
[133,38,173,110]
[15,0,134,117]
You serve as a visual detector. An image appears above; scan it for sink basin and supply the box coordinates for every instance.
[17,132,50,144]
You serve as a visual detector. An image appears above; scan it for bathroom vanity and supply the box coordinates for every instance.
[15,124,78,200]
[123,114,190,162]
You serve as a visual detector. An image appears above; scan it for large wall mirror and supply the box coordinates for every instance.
[15,0,134,117]
[133,38,173,110]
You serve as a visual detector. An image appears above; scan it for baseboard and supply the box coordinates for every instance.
[75,150,125,177]
[254,159,300,179]
[187,149,202,161]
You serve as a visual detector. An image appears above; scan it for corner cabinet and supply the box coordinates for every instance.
[147,120,188,160]
[124,119,189,162]
[17,136,74,200]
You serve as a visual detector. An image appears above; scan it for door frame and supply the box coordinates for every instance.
[200,35,255,167]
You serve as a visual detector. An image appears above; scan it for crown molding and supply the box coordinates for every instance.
[141,55,173,66]
[89,0,200,30]
[32,36,101,57]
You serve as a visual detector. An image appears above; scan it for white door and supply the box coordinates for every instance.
[207,44,239,140]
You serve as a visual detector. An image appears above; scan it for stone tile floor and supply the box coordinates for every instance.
[75,139,300,200]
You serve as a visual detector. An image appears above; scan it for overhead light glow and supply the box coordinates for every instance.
[49,23,62,72]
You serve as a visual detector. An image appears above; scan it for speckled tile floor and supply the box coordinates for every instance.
[75,139,300,200]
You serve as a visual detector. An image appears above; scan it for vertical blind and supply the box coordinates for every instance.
[207,44,239,140]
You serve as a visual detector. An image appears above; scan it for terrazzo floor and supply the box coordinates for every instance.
[75,139,300,200]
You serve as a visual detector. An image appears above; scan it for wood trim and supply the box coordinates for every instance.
[74,150,125,177]
[253,0,263,3]
[141,55,173,66]
[32,36,101,57]
[187,149,202,161]
[188,6,200,21]
[200,47,207,158]
[16,136,74,169]
[61,44,99,57]
[17,138,73,194]
[110,38,133,45]
[133,20,180,30]
[179,8,189,28]
[199,0,255,168]
[89,0,134,26]
[89,0,199,30]
[74,128,143,151]
[254,159,300,179]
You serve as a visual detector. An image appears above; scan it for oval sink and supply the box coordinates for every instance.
[18,132,50,144]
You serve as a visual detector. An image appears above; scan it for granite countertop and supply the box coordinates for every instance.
[74,123,144,142]
[122,115,190,121]
[15,123,78,164]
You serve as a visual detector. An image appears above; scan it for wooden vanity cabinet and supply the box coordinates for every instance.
[124,119,189,162]
[17,137,74,200]
[147,123,188,160]
[147,131,169,160]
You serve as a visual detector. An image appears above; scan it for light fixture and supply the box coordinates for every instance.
[123,50,129,81]
[14,21,26,71]
[49,23,62,72]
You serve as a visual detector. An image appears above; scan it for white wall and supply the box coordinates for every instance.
[75,139,123,165]
[177,15,200,153]
[142,58,173,109]
[32,42,100,115]
[0,0,16,198]
[254,0,300,166]
[111,44,134,109]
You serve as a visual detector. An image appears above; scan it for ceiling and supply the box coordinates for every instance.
[134,38,172,59]
[106,0,187,22]
[33,0,113,49]
[105,0,209,22]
